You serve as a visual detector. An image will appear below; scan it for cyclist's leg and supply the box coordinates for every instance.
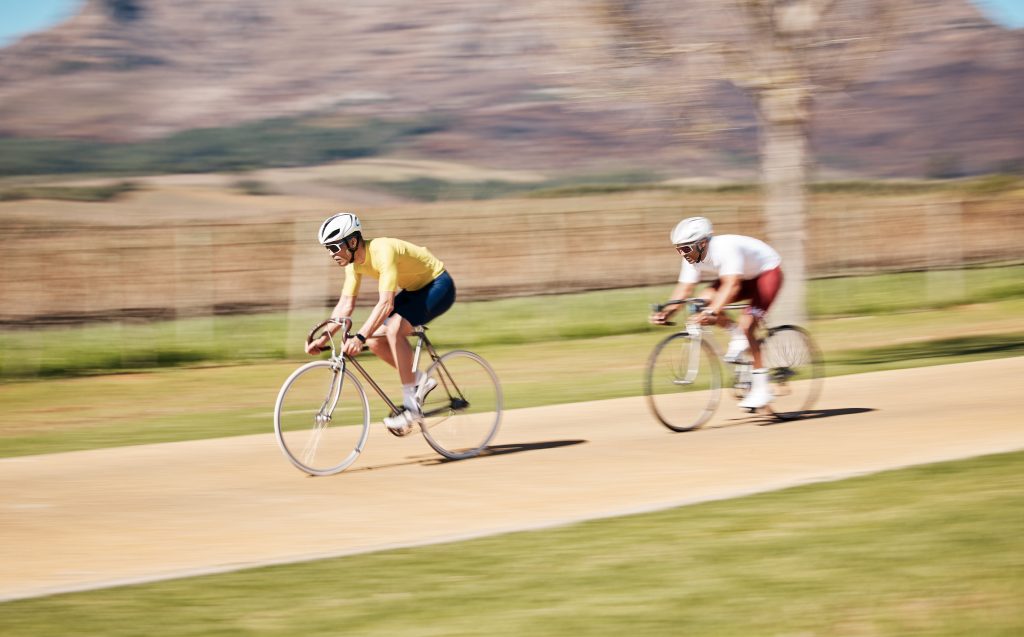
[368,272,457,373]
[393,271,456,329]
[745,267,784,369]
[738,268,784,409]
[706,279,752,359]
[366,329,397,367]
[383,315,418,386]
[737,311,757,355]
[376,315,421,432]
[389,272,456,411]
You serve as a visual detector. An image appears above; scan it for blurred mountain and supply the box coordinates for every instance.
[0,0,1021,177]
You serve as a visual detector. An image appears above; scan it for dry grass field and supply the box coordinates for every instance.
[1,160,1022,324]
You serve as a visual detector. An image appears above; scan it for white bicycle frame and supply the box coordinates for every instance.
[667,300,753,392]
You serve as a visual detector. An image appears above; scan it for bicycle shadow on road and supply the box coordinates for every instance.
[711,407,877,429]
[458,439,588,460]
[346,439,588,473]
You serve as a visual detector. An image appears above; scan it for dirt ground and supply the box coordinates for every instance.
[1,357,1022,602]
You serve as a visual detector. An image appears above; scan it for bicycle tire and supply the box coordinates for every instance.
[274,360,371,476]
[645,332,722,432]
[760,325,825,420]
[419,350,502,460]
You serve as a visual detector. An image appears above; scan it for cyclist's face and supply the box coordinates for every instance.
[676,239,704,264]
[326,237,356,266]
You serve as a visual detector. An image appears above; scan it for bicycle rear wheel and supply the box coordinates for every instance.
[274,360,371,476]
[645,332,722,432]
[419,350,502,460]
[760,325,824,420]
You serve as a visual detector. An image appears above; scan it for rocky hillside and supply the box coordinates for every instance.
[0,0,1021,177]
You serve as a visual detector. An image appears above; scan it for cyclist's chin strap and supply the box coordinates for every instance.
[695,238,710,263]
[345,235,360,263]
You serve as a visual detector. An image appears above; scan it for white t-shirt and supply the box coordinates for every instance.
[678,234,782,283]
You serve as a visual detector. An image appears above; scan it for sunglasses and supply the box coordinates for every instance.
[675,243,699,255]
[325,242,346,254]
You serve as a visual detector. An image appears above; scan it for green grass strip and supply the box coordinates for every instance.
[2,265,1023,380]
[1,450,1021,635]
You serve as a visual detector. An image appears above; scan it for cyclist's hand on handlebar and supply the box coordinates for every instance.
[342,335,364,357]
[695,308,719,326]
[305,335,329,356]
[649,310,672,325]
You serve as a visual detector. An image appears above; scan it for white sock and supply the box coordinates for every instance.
[729,324,746,341]
[751,369,769,390]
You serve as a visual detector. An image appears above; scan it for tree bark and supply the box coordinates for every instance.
[758,86,810,326]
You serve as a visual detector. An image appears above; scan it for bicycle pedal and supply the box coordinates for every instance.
[386,424,414,437]
[383,412,417,437]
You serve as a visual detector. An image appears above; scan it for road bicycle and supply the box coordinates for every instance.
[274,318,502,475]
[645,299,824,432]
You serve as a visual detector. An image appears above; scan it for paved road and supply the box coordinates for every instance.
[1,357,1021,602]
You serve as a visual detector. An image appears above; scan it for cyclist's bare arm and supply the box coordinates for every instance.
[688,275,742,327]
[708,274,741,315]
[336,291,397,357]
[355,290,396,342]
[650,281,696,324]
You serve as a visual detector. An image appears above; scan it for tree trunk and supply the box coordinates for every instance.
[758,86,810,326]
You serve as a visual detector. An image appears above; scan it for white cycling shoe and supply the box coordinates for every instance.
[385,374,438,436]
[384,408,422,437]
[723,336,750,362]
[415,375,438,404]
[738,369,772,410]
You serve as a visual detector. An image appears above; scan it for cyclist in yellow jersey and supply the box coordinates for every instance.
[306,212,456,435]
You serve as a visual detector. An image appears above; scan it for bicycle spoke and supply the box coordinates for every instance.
[301,410,330,466]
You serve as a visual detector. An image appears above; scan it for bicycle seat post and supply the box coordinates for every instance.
[411,326,426,374]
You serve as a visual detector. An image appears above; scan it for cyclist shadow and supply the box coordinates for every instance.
[346,439,588,473]
[712,407,877,429]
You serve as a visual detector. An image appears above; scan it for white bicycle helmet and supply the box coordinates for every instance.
[318,212,362,246]
[670,216,713,262]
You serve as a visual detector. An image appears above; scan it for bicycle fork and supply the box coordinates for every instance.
[680,325,751,396]
[676,324,705,385]
[303,361,346,464]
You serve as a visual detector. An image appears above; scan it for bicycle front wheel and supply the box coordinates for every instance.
[274,360,371,476]
[645,332,722,432]
[419,350,502,460]
[761,325,824,420]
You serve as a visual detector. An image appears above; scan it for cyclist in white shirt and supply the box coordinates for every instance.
[649,217,784,409]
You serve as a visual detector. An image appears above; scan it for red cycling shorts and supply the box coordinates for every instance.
[707,267,784,318]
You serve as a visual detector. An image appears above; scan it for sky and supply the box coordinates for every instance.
[0,0,1022,46]
[0,0,80,46]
